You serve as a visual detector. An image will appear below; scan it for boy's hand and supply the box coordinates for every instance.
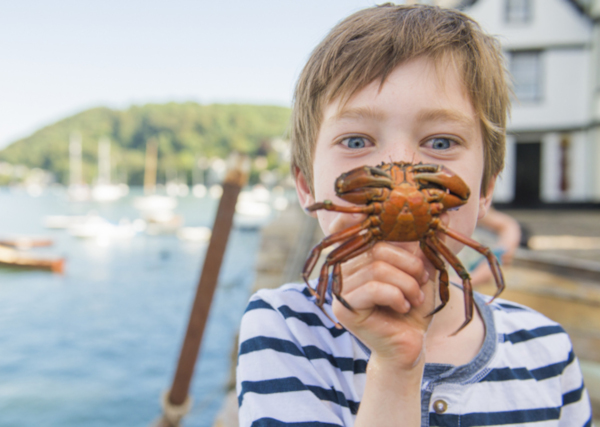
[327,213,437,370]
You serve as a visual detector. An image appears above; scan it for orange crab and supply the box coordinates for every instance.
[302,162,505,334]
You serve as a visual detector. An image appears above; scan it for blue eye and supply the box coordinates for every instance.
[430,138,452,150]
[343,137,367,149]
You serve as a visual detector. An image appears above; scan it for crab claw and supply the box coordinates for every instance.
[335,165,393,205]
[414,165,470,209]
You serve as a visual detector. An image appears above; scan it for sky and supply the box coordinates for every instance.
[0,0,393,149]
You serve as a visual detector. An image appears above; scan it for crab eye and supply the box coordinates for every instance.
[342,137,369,149]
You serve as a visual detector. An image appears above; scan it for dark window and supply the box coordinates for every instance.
[510,51,542,102]
[506,0,532,24]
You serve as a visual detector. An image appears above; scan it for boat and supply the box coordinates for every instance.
[68,217,139,239]
[132,139,182,234]
[176,226,211,242]
[0,244,64,273]
[0,237,53,249]
[44,213,103,229]
[234,189,273,230]
[133,194,177,212]
[68,133,91,202]
[192,157,208,198]
[91,137,129,202]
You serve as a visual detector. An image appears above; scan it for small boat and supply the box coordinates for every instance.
[192,184,207,198]
[145,212,183,235]
[0,237,53,249]
[234,190,273,230]
[133,195,177,212]
[44,214,96,229]
[177,226,211,242]
[0,245,64,273]
[92,183,129,202]
[68,217,138,239]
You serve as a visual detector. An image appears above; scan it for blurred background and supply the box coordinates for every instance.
[0,0,598,426]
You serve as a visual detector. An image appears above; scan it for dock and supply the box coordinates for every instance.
[213,205,600,425]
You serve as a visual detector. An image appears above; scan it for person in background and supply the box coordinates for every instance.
[464,207,523,286]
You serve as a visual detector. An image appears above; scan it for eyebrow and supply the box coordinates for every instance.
[330,106,386,122]
[415,109,475,127]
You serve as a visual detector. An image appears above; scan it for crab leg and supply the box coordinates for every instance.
[306,201,376,215]
[438,223,505,301]
[428,233,474,335]
[327,234,376,306]
[302,218,373,293]
[313,232,376,328]
[420,237,450,317]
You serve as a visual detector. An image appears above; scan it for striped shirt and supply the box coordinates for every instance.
[236,282,592,426]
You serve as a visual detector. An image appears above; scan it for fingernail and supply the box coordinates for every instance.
[404,300,411,312]
[421,271,430,285]
[419,291,426,304]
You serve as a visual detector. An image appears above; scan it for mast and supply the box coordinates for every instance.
[69,132,83,187]
[144,138,158,195]
[97,137,111,186]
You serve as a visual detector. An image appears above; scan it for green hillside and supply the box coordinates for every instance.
[0,102,291,185]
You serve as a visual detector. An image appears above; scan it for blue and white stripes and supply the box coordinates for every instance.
[236,283,592,426]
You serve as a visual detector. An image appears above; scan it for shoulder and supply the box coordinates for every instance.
[481,295,577,376]
[240,282,357,347]
[484,296,570,347]
[237,283,368,425]
[474,295,592,421]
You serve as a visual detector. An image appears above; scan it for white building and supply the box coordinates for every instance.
[449,0,597,206]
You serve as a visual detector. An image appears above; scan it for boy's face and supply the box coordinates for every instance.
[295,55,494,254]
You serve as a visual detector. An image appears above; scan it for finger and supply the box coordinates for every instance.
[343,259,425,307]
[342,280,412,315]
[372,243,430,285]
[342,242,429,286]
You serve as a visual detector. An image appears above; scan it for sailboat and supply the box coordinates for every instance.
[133,139,181,234]
[192,157,207,198]
[67,132,91,201]
[91,137,129,202]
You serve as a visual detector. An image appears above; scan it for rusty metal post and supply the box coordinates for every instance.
[153,153,249,427]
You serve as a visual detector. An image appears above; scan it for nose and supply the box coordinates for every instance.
[380,147,422,165]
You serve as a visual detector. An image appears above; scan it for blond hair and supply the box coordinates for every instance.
[290,3,510,195]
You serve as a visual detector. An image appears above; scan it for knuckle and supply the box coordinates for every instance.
[371,259,388,272]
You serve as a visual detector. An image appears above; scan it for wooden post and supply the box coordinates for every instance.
[153,153,249,427]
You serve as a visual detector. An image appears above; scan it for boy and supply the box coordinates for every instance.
[236,4,592,426]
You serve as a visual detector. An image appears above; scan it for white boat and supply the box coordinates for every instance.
[92,138,129,202]
[92,183,129,202]
[133,195,177,212]
[68,184,91,202]
[145,212,183,235]
[68,217,138,239]
[166,181,189,197]
[44,214,98,229]
[176,226,211,242]
[68,133,91,201]
[234,190,273,230]
[192,184,207,198]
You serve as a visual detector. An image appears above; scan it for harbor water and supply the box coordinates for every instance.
[0,187,262,427]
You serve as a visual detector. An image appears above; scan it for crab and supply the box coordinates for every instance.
[302,162,505,334]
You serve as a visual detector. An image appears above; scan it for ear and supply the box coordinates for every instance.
[478,175,497,220]
[294,167,317,218]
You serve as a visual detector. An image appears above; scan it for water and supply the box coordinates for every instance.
[0,188,262,427]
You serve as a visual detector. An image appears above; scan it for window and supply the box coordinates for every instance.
[505,0,532,24]
[510,51,542,102]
